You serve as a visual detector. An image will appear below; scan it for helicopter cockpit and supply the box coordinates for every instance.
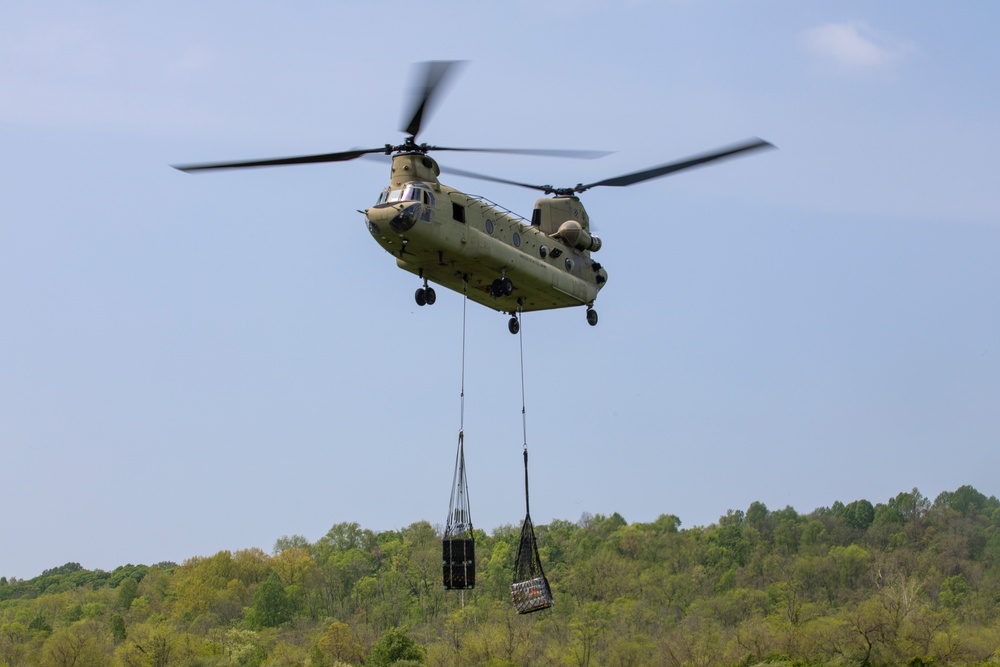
[375,183,435,208]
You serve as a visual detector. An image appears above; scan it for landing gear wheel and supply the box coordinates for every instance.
[415,288,427,307]
[491,277,514,298]
[424,287,436,305]
[508,316,520,335]
[586,308,598,326]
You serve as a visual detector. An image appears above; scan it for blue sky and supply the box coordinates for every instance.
[2,2,999,580]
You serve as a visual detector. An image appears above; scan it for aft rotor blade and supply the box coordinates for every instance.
[401,60,465,139]
[172,147,388,172]
[576,138,774,192]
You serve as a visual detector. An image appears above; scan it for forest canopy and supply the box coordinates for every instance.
[2,484,999,666]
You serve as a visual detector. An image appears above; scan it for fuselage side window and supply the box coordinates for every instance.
[452,202,466,223]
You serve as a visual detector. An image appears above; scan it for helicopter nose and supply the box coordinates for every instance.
[366,202,421,233]
[390,202,421,232]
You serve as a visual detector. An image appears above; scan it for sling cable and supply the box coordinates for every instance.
[510,311,554,614]
[443,281,474,591]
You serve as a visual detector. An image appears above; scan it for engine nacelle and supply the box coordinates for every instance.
[553,220,602,252]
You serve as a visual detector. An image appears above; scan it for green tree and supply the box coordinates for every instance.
[40,622,109,667]
[0,621,32,667]
[368,628,424,667]
[273,534,311,553]
[935,485,997,517]
[224,629,267,667]
[843,500,875,530]
[113,623,189,667]
[829,544,870,590]
[28,614,52,635]
[171,550,257,627]
[899,488,932,520]
[116,576,139,610]
[246,571,294,629]
[317,620,364,665]
[939,574,968,610]
[745,501,769,529]
[109,613,127,644]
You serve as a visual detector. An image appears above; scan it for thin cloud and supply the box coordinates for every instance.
[800,21,913,70]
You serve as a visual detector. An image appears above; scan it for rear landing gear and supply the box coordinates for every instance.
[586,308,598,326]
[508,316,520,335]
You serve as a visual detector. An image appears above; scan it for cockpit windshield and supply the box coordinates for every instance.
[375,183,433,206]
[376,184,423,205]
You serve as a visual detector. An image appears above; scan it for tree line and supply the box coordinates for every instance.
[1,484,999,666]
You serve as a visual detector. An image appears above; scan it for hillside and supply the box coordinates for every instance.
[1,485,999,666]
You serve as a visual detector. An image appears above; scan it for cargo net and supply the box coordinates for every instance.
[510,448,552,614]
[443,430,475,590]
[511,513,552,613]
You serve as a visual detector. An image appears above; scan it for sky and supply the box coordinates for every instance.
[2,2,999,580]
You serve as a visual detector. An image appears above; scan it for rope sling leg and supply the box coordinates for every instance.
[444,282,474,590]
[510,311,553,613]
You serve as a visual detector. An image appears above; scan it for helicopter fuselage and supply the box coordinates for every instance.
[364,153,608,315]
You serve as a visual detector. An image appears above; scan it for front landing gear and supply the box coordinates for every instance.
[415,279,436,307]
[586,308,598,326]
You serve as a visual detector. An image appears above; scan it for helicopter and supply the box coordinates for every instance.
[174,62,773,334]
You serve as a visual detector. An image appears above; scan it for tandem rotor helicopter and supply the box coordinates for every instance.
[174,62,773,334]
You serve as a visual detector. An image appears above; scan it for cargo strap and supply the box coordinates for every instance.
[516,310,531,516]
[446,284,473,538]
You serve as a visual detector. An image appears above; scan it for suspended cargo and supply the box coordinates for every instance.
[443,537,474,590]
[511,449,553,613]
[511,513,553,613]
[443,430,475,590]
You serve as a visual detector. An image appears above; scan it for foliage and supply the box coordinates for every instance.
[368,627,425,666]
[245,572,294,629]
[1,484,999,666]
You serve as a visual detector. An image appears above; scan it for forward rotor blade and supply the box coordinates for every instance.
[429,146,613,159]
[438,164,552,193]
[172,147,388,172]
[402,60,464,139]
[576,138,774,192]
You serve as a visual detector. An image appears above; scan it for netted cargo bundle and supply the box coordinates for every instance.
[510,449,552,613]
[511,513,552,613]
[443,430,474,590]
